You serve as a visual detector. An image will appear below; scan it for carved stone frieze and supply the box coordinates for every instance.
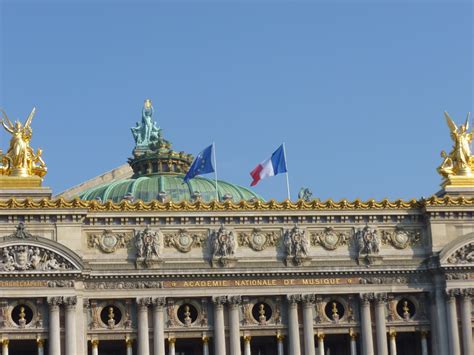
[135,226,163,269]
[311,227,348,250]
[284,225,310,266]
[87,230,132,253]
[238,229,279,251]
[164,229,204,253]
[0,245,75,272]
[210,225,236,267]
[447,242,474,264]
[85,281,163,289]
[445,272,471,280]
[381,228,422,249]
[47,280,75,288]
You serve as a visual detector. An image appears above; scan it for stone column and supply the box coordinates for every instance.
[125,337,133,355]
[276,333,284,355]
[202,336,210,355]
[446,289,461,355]
[302,295,316,355]
[47,297,62,355]
[460,289,473,355]
[1,339,8,355]
[37,338,45,355]
[153,297,166,355]
[433,288,449,355]
[137,297,151,355]
[287,295,301,355]
[374,294,388,355]
[213,296,227,355]
[228,296,242,355]
[91,340,99,355]
[349,329,357,355]
[359,294,374,355]
[317,334,325,355]
[388,331,396,355]
[64,296,77,355]
[168,338,176,355]
[243,336,251,355]
[420,331,428,355]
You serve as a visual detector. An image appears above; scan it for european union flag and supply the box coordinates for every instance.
[183,144,215,182]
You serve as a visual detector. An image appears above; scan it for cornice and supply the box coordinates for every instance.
[0,196,473,212]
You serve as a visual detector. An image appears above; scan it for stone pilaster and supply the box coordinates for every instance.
[227,296,242,355]
[152,297,166,355]
[212,296,227,355]
[374,293,388,355]
[359,293,374,355]
[302,294,316,355]
[136,297,151,355]
[64,296,77,355]
[47,297,62,355]
[420,331,428,355]
[287,294,302,355]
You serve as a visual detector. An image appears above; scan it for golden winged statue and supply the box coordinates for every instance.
[0,108,47,178]
[438,111,473,178]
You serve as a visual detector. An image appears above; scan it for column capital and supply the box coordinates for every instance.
[243,335,252,343]
[64,296,77,309]
[125,336,133,347]
[47,296,63,308]
[227,295,242,307]
[375,292,388,304]
[389,330,397,339]
[446,288,461,301]
[317,333,325,341]
[286,294,301,305]
[359,292,374,305]
[301,294,315,306]
[276,332,285,342]
[168,337,176,345]
[136,297,152,308]
[212,296,227,307]
[1,339,9,346]
[202,336,209,344]
[349,328,357,340]
[91,339,99,347]
[461,288,474,299]
[36,337,44,348]
[152,297,166,308]
[420,330,429,339]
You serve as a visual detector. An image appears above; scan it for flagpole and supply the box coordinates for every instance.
[212,142,219,201]
[283,142,291,201]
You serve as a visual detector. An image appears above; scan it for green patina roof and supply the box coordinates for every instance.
[78,174,263,203]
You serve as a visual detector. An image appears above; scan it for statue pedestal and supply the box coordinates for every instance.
[437,176,474,196]
[135,257,163,269]
[357,255,383,266]
[0,176,51,199]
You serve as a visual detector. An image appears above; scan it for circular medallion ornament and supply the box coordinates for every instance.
[99,232,119,253]
[391,230,410,249]
[251,232,267,250]
[178,233,192,248]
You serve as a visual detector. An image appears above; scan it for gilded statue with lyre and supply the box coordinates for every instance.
[1,107,47,179]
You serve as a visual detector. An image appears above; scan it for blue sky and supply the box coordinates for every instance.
[0,0,472,201]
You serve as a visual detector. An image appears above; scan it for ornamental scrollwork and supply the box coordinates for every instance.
[87,230,132,253]
[284,225,310,266]
[311,227,348,250]
[238,229,279,251]
[447,242,474,264]
[381,228,421,249]
[210,225,236,267]
[164,229,205,253]
[85,281,163,289]
[0,245,75,272]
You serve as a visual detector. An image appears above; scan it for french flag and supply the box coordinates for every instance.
[250,144,288,186]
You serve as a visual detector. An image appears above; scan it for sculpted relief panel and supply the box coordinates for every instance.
[87,230,132,253]
[0,245,76,271]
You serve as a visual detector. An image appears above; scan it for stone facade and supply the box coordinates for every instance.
[0,197,472,355]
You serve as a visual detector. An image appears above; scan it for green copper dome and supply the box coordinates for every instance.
[78,174,262,203]
[77,100,262,203]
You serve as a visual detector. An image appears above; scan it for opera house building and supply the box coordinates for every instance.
[0,101,472,355]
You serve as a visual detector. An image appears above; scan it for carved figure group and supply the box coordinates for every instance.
[355,225,381,257]
[439,112,473,177]
[0,108,47,178]
[135,226,162,260]
[0,246,70,271]
[211,225,236,258]
[284,224,309,259]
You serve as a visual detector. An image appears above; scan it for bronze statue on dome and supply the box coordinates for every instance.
[131,99,169,152]
[0,107,47,178]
